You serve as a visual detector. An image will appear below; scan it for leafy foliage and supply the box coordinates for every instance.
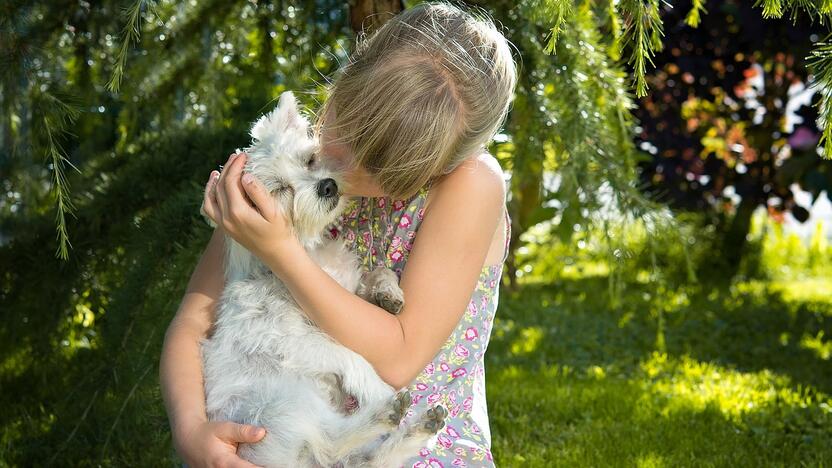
[632,0,832,277]
[752,0,832,160]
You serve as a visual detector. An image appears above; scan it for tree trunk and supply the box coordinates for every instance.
[721,195,760,278]
[348,0,404,34]
[499,28,543,291]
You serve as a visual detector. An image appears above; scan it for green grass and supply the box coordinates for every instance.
[487,277,832,467]
[1,254,830,466]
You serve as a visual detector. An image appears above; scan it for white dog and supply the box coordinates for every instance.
[199,91,447,467]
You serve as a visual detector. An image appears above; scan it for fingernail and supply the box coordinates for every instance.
[253,427,265,437]
[242,173,254,184]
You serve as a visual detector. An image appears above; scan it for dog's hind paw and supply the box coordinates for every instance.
[419,405,447,434]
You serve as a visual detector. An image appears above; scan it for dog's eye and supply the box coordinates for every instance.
[307,157,315,169]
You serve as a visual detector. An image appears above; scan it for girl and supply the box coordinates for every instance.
[160,2,517,467]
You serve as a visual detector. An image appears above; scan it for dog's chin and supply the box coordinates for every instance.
[327,196,341,213]
[292,204,347,249]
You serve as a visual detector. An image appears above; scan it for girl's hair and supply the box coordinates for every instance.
[313,1,517,199]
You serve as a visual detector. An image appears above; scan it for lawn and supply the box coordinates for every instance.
[487,276,832,467]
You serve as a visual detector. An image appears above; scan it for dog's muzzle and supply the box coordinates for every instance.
[317,178,338,199]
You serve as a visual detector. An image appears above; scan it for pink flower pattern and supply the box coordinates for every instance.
[325,184,510,467]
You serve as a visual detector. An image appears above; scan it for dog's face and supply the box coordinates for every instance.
[243,91,346,246]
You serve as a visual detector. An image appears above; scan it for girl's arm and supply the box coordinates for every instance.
[159,169,266,467]
[259,155,506,389]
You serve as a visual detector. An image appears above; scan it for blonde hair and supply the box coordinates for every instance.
[313,1,517,199]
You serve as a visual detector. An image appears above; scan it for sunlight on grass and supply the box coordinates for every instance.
[510,327,544,355]
[487,265,832,466]
[489,361,832,467]
[800,331,831,360]
[635,452,666,468]
[638,351,830,423]
[772,278,832,305]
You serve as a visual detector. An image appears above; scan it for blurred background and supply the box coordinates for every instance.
[1,0,831,465]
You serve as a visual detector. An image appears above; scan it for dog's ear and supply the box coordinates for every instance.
[250,91,308,143]
[275,91,309,132]
[250,110,278,144]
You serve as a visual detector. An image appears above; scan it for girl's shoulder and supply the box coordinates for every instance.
[425,151,506,212]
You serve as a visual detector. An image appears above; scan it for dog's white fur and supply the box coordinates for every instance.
[199,91,446,467]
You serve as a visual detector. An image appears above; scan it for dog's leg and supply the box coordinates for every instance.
[237,378,356,468]
[356,267,405,315]
[281,332,395,407]
[361,404,448,468]
[324,390,414,465]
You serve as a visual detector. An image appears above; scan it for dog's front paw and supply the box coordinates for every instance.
[358,267,405,315]
[384,390,411,427]
[374,289,404,315]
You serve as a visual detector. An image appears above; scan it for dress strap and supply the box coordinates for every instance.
[501,206,511,263]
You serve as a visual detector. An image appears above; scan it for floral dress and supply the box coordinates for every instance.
[326,182,510,468]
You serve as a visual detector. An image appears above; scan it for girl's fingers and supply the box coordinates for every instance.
[222,152,249,219]
[215,152,238,218]
[202,171,220,222]
[215,421,266,444]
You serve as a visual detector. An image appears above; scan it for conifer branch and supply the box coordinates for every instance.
[756,0,784,18]
[608,0,622,60]
[808,40,832,159]
[36,90,81,259]
[108,0,151,92]
[542,0,573,53]
[617,0,665,98]
[685,0,707,27]
[753,0,832,23]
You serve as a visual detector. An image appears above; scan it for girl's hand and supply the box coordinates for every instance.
[174,419,266,468]
[202,151,294,260]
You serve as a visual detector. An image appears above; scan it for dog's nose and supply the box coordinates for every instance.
[317,178,338,198]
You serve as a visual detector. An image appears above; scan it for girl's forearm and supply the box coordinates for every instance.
[265,239,412,388]
[159,314,209,444]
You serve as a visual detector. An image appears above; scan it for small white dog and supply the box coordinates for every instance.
[199,91,447,467]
